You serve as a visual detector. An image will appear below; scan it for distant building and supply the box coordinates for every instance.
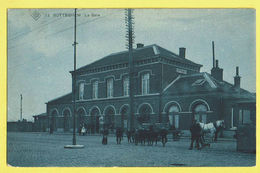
[33,113,48,132]
[7,119,33,132]
[39,44,255,133]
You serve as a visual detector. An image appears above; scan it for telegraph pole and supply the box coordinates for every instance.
[20,94,22,121]
[72,8,77,146]
[125,9,135,130]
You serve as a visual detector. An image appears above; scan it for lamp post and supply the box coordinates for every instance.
[64,8,84,149]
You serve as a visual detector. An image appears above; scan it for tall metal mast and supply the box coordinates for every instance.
[20,94,22,121]
[212,41,215,68]
[125,9,135,130]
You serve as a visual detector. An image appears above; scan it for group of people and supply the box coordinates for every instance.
[101,126,169,147]
[80,119,223,149]
[102,127,124,145]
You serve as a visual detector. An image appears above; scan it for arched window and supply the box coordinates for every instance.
[194,104,208,123]
[90,107,101,133]
[92,81,98,99]
[50,109,58,132]
[104,107,115,130]
[142,73,150,95]
[106,78,113,98]
[138,104,152,124]
[123,76,129,96]
[168,105,180,129]
[77,108,86,128]
[79,83,84,100]
[120,105,129,129]
[63,109,71,132]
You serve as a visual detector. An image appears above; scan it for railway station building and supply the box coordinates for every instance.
[34,43,255,133]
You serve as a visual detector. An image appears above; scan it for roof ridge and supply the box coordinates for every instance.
[163,75,181,92]
[179,73,203,78]
[76,44,158,71]
[108,44,157,56]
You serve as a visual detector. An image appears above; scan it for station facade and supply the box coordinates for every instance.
[37,44,255,133]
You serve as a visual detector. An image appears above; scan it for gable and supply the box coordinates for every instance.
[163,72,255,99]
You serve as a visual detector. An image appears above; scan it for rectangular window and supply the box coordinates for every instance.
[239,110,243,124]
[107,78,113,98]
[92,81,98,99]
[231,108,234,128]
[79,83,84,100]
[174,115,179,129]
[142,73,150,95]
[123,77,129,96]
[243,110,251,124]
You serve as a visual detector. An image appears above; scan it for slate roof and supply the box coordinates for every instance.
[75,44,202,73]
[47,93,72,105]
[33,113,47,118]
[163,72,255,99]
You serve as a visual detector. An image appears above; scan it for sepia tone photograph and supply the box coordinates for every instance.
[7,8,256,167]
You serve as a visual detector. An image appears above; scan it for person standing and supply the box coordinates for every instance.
[116,127,123,144]
[50,123,53,134]
[81,125,86,136]
[189,120,202,150]
[126,130,131,143]
[102,128,109,145]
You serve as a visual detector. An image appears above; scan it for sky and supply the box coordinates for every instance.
[7,9,256,121]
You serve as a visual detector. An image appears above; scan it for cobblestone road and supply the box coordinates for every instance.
[7,132,255,167]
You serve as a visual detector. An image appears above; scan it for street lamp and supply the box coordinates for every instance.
[64,8,84,149]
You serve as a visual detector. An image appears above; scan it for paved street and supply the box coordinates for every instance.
[7,132,255,167]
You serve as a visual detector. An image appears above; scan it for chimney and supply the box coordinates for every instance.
[136,43,144,48]
[179,47,186,58]
[211,59,223,81]
[216,59,219,68]
[234,66,241,89]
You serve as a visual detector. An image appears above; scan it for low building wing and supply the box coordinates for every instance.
[163,72,255,99]
[163,73,218,95]
[47,93,72,105]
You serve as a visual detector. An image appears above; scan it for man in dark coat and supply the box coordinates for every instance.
[102,128,109,145]
[126,130,132,143]
[189,120,202,150]
[50,123,53,134]
[116,127,123,144]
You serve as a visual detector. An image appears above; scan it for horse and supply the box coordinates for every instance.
[199,120,225,142]
[134,128,145,145]
[159,128,168,147]
[150,130,159,145]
